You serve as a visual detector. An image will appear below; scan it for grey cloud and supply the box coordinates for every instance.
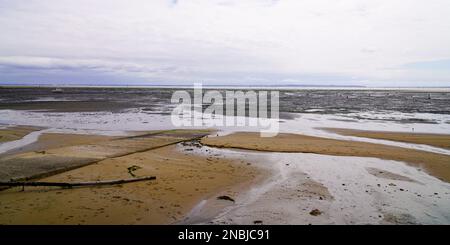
[0,0,450,86]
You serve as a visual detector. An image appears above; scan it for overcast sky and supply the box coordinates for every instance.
[1,0,450,86]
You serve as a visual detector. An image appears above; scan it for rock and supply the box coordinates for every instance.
[309,209,322,216]
[217,195,235,202]
[253,220,263,224]
[127,165,141,177]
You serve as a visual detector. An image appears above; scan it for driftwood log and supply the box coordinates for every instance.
[0,176,156,188]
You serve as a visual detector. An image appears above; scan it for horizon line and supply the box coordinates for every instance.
[1,84,450,89]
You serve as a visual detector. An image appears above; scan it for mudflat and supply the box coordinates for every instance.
[0,100,133,113]
[201,132,450,182]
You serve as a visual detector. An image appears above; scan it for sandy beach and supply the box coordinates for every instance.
[0,125,449,224]
[0,129,266,224]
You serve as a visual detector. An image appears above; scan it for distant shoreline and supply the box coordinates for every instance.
[1,84,450,92]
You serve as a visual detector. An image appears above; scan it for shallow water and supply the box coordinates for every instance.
[1,87,449,120]
[1,87,449,156]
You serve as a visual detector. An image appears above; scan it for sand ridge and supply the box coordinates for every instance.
[322,128,450,150]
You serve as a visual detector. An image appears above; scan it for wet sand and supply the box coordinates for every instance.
[1,132,116,157]
[0,126,42,143]
[322,128,450,149]
[0,130,216,182]
[0,131,264,224]
[201,132,450,182]
[204,148,450,225]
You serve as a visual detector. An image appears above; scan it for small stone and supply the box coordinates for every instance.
[217,195,235,202]
[309,209,322,216]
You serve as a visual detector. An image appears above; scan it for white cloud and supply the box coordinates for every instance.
[0,0,450,85]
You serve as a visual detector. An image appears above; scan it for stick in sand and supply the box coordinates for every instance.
[0,176,156,189]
